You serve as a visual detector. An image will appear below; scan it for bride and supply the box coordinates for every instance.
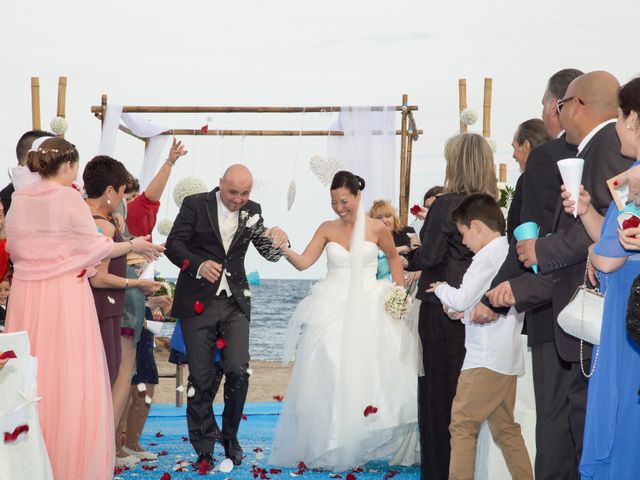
[270,171,419,470]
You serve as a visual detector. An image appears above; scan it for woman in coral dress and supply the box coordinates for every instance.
[4,137,163,480]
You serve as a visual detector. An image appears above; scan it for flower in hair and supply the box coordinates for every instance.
[50,116,68,135]
[460,108,478,126]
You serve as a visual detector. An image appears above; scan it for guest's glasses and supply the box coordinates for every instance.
[556,96,585,114]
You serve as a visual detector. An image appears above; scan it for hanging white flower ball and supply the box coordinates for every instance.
[157,219,174,236]
[486,137,498,154]
[460,108,478,126]
[287,179,296,211]
[173,177,208,207]
[50,116,68,135]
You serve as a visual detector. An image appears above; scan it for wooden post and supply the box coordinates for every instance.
[100,94,108,128]
[483,78,493,138]
[499,163,507,183]
[399,94,409,223]
[406,128,415,218]
[31,77,41,130]
[56,77,67,137]
[458,79,468,133]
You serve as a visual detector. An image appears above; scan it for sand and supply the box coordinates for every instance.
[152,341,292,405]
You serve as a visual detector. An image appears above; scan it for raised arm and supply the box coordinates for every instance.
[144,138,187,202]
[282,222,330,271]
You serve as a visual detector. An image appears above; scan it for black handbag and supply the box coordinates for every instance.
[626,274,640,345]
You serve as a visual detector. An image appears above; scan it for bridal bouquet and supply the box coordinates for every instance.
[384,285,413,321]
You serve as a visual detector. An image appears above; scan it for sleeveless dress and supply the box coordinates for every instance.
[271,240,419,470]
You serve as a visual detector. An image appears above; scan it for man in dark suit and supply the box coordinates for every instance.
[483,71,632,479]
[1,130,54,213]
[472,68,582,479]
[165,164,286,470]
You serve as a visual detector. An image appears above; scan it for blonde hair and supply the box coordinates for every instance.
[443,133,498,199]
[368,199,404,233]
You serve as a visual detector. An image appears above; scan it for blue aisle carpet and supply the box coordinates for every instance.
[115,402,419,480]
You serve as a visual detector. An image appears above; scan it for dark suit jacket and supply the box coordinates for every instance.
[535,123,634,362]
[482,138,576,345]
[165,188,281,319]
[0,183,14,214]
[506,175,523,242]
[406,192,473,303]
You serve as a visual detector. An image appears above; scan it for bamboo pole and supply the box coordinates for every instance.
[100,94,108,129]
[406,127,415,222]
[483,78,493,138]
[31,77,41,130]
[499,163,507,183]
[90,105,419,114]
[56,77,67,137]
[399,94,409,222]
[459,79,468,133]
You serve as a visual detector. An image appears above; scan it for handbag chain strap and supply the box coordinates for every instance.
[579,252,604,378]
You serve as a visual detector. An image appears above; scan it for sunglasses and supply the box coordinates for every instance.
[556,96,585,114]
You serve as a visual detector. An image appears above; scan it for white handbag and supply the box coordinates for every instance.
[557,256,603,377]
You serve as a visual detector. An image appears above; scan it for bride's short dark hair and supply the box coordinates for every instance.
[330,171,365,195]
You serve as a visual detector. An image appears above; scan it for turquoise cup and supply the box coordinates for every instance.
[513,221,540,274]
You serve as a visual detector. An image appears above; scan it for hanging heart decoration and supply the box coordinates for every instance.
[287,179,296,211]
[309,155,342,187]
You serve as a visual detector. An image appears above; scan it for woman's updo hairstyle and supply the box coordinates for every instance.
[330,170,365,195]
[26,137,79,178]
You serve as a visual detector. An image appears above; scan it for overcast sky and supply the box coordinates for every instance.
[1,0,638,278]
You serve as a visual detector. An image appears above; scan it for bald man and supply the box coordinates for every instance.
[165,164,287,470]
[512,71,634,477]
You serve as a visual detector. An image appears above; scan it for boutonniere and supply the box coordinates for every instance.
[239,210,249,223]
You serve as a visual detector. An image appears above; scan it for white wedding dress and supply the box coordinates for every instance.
[271,207,419,470]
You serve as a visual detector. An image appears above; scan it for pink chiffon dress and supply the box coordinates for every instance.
[4,179,116,480]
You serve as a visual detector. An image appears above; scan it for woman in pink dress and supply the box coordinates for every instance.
[4,137,164,480]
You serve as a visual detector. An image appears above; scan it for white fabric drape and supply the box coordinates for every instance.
[328,107,397,209]
[98,105,169,191]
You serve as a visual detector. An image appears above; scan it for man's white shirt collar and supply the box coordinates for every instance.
[577,119,616,155]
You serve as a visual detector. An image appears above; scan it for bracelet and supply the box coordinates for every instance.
[125,278,129,288]
[165,159,175,167]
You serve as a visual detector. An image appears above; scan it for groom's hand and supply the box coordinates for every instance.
[198,260,223,283]
[265,227,289,249]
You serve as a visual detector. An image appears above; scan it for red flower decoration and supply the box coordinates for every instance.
[346,474,356,480]
[194,301,205,315]
[3,424,28,443]
[0,350,17,360]
[181,259,190,271]
[241,414,248,420]
[181,436,189,442]
[201,124,209,135]
[142,464,158,471]
[363,405,379,417]
[197,460,211,475]
[622,215,640,230]
[216,337,228,350]
[273,394,284,402]
[77,268,87,278]
[157,450,169,456]
[160,473,172,480]
[410,204,422,215]
[155,431,164,438]
[269,469,282,474]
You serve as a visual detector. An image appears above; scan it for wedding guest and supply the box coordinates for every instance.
[411,186,444,236]
[472,68,583,480]
[83,156,162,468]
[3,137,163,479]
[505,71,633,477]
[406,133,498,480]
[0,130,54,214]
[429,193,532,480]
[507,119,553,239]
[560,77,640,479]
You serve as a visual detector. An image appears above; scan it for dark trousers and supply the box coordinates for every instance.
[418,301,466,480]
[531,341,588,480]
[181,296,250,455]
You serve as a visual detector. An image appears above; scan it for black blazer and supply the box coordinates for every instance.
[535,123,634,361]
[482,137,576,345]
[506,175,523,242]
[406,192,473,303]
[165,188,282,319]
[0,183,14,214]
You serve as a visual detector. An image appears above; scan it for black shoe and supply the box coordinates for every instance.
[195,452,214,473]
[222,437,243,466]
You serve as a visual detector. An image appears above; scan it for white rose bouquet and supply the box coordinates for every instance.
[384,285,413,321]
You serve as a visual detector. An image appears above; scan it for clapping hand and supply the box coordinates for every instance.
[561,184,591,216]
[168,137,188,164]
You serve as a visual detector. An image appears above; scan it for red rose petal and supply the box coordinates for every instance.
[363,405,379,417]
[346,474,357,480]
[253,447,263,452]
[269,469,282,474]
[297,461,307,471]
[197,460,210,475]
[273,394,284,402]
[148,442,158,446]
[201,125,209,134]
[383,470,399,480]
[0,350,17,360]
[241,414,248,420]
[613,180,619,187]
[155,431,164,438]
[157,450,169,456]
[181,436,189,442]
[351,467,364,473]
[114,467,124,475]
[215,337,227,350]
[3,424,29,443]
[160,473,172,480]
[142,464,158,471]
[194,301,204,315]
[181,259,190,271]
[410,204,422,215]
[623,216,640,230]
[77,268,87,278]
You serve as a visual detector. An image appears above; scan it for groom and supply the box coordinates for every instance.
[165,164,287,469]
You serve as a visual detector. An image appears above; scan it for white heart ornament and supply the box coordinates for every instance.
[309,155,342,187]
